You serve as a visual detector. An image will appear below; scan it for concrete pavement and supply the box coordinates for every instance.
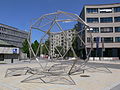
[0,60,120,90]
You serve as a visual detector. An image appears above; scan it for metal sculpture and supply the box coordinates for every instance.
[4,11,112,85]
[21,11,93,84]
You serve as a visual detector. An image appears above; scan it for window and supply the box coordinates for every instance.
[86,8,98,13]
[69,34,71,36]
[94,37,99,42]
[61,37,64,39]
[87,37,91,42]
[114,17,120,22]
[114,7,120,12]
[87,18,99,23]
[100,27,113,33]
[100,17,113,23]
[61,43,64,46]
[102,37,113,43]
[100,8,112,13]
[115,27,120,32]
[115,37,120,42]
[87,27,99,33]
[0,54,4,61]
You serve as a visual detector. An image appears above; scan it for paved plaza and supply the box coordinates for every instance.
[0,60,120,90]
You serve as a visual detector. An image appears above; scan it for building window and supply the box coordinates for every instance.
[100,27,113,33]
[93,37,98,42]
[99,8,112,13]
[87,18,99,23]
[86,8,98,13]
[0,54,4,61]
[87,37,91,42]
[114,17,120,22]
[102,37,113,43]
[87,27,99,33]
[115,27,120,32]
[115,37,120,42]
[114,7,120,12]
[100,17,113,23]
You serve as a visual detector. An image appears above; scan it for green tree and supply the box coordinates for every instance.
[72,36,79,56]
[42,39,50,55]
[55,46,64,56]
[31,40,39,55]
[72,24,80,57]
[22,39,30,57]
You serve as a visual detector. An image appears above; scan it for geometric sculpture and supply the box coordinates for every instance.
[22,11,93,84]
[28,11,93,74]
[5,67,32,77]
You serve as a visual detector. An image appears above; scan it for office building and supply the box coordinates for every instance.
[0,40,19,63]
[0,23,28,48]
[79,3,120,58]
[0,23,29,63]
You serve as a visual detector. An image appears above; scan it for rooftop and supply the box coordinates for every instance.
[0,23,28,34]
[84,3,120,6]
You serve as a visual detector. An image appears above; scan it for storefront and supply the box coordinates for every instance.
[0,40,19,63]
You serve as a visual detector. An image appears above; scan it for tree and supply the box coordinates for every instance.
[72,36,80,56]
[55,46,64,56]
[31,40,39,56]
[42,39,50,55]
[72,24,81,57]
[22,39,30,57]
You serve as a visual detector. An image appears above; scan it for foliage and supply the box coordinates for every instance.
[54,46,64,56]
[22,38,50,57]
[66,49,74,57]
[41,39,50,55]
[31,40,39,55]
[72,24,81,57]
[22,39,30,57]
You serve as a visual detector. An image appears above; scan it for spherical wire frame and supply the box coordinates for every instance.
[27,11,93,75]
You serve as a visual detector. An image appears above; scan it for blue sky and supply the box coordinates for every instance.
[0,0,120,41]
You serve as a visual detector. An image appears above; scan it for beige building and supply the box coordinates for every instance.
[50,30,75,57]
[79,3,120,58]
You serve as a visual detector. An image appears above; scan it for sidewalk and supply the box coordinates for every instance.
[0,60,120,90]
